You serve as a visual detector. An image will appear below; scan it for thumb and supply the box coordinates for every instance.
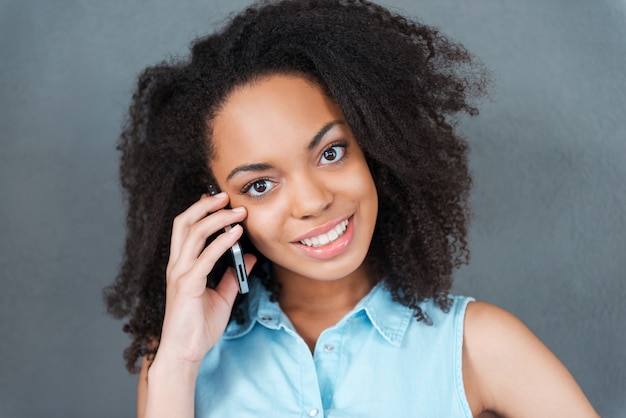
[215,253,257,305]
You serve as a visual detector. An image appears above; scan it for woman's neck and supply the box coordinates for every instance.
[274,263,376,314]
[272,263,376,352]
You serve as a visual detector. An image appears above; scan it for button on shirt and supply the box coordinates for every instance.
[195,277,474,417]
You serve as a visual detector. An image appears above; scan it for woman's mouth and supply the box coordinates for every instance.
[293,217,354,260]
[299,219,349,247]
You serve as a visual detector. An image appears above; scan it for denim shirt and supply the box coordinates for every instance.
[195,276,474,417]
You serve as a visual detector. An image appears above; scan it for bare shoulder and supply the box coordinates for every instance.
[462,301,599,417]
[137,354,151,418]
[137,339,158,418]
[464,301,535,354]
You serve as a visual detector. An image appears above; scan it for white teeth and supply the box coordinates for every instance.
[300,220,349,247]
[318,234,330,245]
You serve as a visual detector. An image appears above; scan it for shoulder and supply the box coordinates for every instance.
[462,301,599,417]
[137,339,159,418]
[137,354,150,418]
[463,301,527,349]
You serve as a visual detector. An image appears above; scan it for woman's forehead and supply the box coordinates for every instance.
[210,74,346,160]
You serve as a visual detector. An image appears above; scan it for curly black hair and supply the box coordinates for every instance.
[104,0,489,373]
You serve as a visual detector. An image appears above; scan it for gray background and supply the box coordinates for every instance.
[1,0,624,416]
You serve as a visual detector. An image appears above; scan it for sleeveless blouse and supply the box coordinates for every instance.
[195,277,475,417]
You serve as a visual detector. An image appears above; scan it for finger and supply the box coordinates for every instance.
[215,253,258,306]
[174,208,247,275]
[214,271,240,308]
[179,223,245,289]
[242,253,258,274]
[169,193,229,262]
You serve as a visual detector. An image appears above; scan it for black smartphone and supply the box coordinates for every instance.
[207,184,249,294]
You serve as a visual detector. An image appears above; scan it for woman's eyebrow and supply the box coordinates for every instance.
[225,120,346,182]
[307,120,344,150]
[226,162,273,182]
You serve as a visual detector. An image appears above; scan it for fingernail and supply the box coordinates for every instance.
[228,224,242,233]
[232,207,245,213]
[213,192,227,198]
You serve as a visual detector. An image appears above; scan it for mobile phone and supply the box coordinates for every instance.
[207,184,249,294]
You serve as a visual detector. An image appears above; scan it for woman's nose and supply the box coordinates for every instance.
[288,174,333,219]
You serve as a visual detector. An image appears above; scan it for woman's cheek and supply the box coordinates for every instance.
[243,210,275,250]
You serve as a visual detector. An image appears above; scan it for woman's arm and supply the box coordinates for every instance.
[463,301,599,417]
[140,352,201,418]
[137,354,149,418]
[137,271,241,418]
[136,193,254,418]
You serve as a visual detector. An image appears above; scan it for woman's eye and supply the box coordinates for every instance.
[320,144,347,165]
[242,179,274,197]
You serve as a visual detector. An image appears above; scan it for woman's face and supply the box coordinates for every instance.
[209,74,378,284]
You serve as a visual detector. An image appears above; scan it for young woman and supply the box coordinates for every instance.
[105,1,599,416]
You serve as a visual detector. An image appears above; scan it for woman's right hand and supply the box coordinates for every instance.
[156,191,255,368]
[137,193,255,418]
[142,192,255,418]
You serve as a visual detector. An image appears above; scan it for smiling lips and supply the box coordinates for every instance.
[299,219,349,247]
[293,217,354,260]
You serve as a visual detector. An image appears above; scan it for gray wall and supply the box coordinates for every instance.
[1,0,624,416]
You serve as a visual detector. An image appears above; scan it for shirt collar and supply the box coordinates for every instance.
[355,283,413,346]
[223,274,413,347]
[222,276,274,339]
